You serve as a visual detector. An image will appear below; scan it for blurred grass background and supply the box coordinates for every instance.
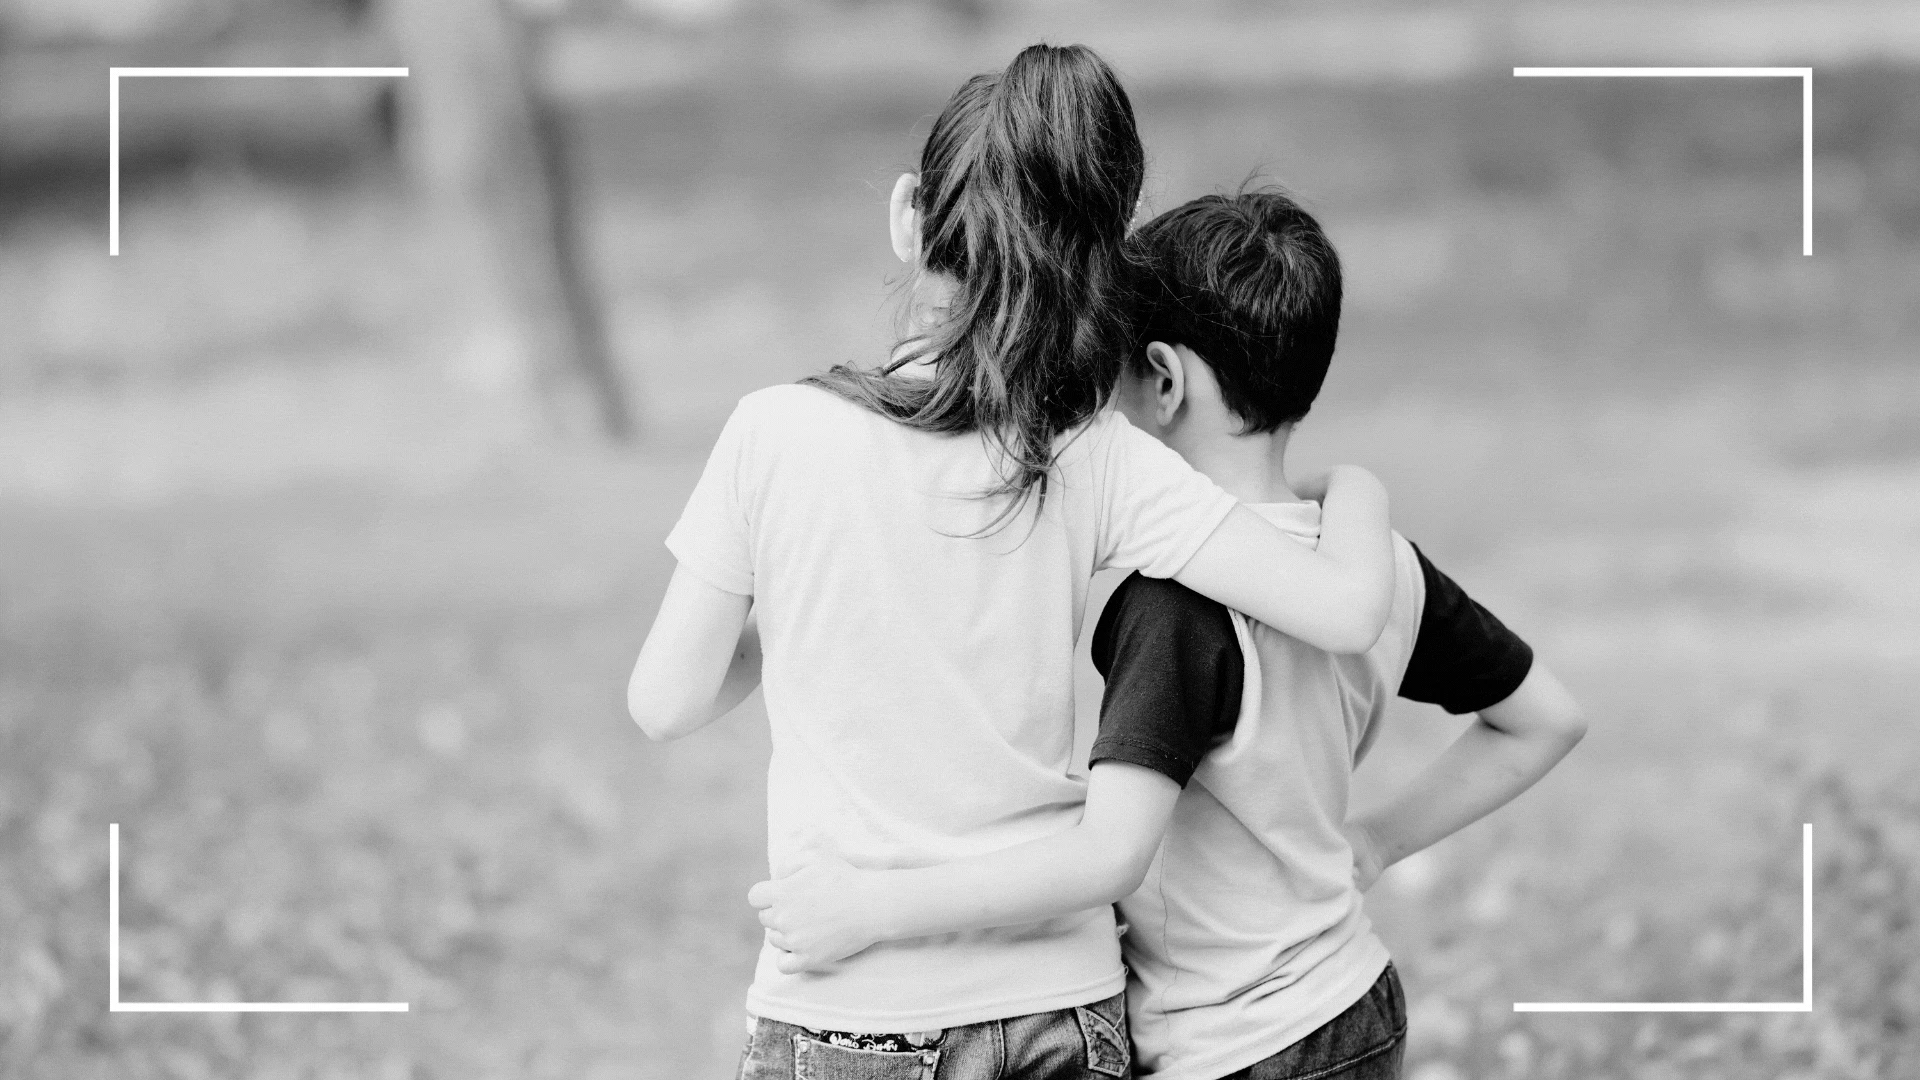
[3,3,1918,1077]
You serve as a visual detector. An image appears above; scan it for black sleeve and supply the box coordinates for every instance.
[1398,543,1535,714]
[1087,573,1243,787]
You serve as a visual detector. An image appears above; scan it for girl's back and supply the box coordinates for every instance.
[668,381,1235,1030]
[631,43,1395,1057]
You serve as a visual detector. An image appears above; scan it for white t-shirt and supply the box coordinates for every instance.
[665,383,1239,1032]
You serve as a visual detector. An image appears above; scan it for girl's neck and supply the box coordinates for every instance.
[886,336,940,380]
[888,271,959,380]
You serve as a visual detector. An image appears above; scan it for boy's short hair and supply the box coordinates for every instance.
[1131,190,1342,433]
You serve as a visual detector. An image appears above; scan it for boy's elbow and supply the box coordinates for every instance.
[1111,854,1154,900]
[1096,837,1161,902]
[1086,856,1149,906]
[1531,668,1588,747]
[1482,666,1585,750]
[1548,701,1588,747]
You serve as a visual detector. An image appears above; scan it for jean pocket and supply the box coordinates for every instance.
[791,1033,940,1080]
[1074,997,1130,1078]
[1378,964,1408,1035]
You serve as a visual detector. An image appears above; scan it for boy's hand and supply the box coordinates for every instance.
[747,854,883,974]
[1342,820,1388,893]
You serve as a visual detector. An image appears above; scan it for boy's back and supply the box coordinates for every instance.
[1093,503,1531,1080]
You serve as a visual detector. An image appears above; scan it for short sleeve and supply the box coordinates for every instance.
[663,401,757,596]
[1398,543,1533,714]
[1088,574,1244,787]
[1097,413,1240,578]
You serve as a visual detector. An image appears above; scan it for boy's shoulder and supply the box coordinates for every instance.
[1091,572,1240,696]
[1100,571,1230,629]
[1092,534,1427,704]
[1397,539,1535,715]
[1088,571,1243,788]
[1097,534,1426,646]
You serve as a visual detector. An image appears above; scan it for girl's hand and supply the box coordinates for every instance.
[747,854,883,974]
[1342,819,1388,893]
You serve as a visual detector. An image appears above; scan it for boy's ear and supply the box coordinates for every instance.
[888,173,921,264]
[1142,341,1187,427]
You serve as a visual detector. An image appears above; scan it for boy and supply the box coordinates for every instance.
[750,191,1586,1080]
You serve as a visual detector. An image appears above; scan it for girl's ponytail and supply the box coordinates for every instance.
[806,44,1145,520]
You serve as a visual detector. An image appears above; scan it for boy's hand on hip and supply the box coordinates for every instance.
[747,854,881,974]
[1342,820,1387,893]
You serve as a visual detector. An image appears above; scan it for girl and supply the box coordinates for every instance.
[629,44,1393,1080]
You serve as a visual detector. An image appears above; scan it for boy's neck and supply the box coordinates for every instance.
[1166,422,1301,506]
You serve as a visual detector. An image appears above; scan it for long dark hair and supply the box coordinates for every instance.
[804,44,1146,521]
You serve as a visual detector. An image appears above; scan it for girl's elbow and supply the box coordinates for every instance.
[1322,599,1391,654]
[628,686,689,742]
[628,702,671,742]
[1329,624,1385,655]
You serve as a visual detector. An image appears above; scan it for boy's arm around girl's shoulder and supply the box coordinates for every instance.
[1173,465,1396,655]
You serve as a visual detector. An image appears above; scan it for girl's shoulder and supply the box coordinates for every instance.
[1056,406,1134,466]
[738,381,841,416]
[729,382,858,436]
[720,383,917,474]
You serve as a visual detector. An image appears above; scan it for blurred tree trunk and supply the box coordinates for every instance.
[382,0,634,441]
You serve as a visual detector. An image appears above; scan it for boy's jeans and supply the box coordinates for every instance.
[736,990,1131,1080]
[1217,964,1407,1080]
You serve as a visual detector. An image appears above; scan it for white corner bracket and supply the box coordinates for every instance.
[107,67,411,256]
[110,823,409,1013]
[1514,823,1813,1013]
[1512,67,1813,256]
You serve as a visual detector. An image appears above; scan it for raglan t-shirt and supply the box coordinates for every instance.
[1090,540,1533,784]
[664,384,1241,1033]
[1087,501,1531,1080]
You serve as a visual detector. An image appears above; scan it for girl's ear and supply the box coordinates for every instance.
[888,173,922,264]
[1142,341,1187,427]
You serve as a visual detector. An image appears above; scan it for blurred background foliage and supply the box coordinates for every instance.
[1,1,1916,1078]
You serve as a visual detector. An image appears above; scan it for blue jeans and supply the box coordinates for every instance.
[1216,964,1406,1080]
[737,990,1131,1080]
